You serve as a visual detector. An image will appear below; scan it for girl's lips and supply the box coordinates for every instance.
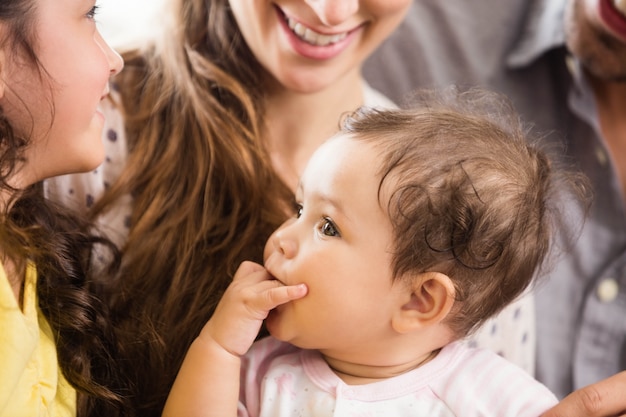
[275,6,363,60]
[99,87,110,101]
[94,109,106,123]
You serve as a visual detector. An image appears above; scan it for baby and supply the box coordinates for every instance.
[164,89,588,416]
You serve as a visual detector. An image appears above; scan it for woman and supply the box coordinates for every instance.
[0,0,126,415]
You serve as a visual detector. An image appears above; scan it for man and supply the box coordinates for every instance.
[365,0,626,414]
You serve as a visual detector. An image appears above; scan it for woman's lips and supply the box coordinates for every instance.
[275,6,362,60]
[284,15,349,47]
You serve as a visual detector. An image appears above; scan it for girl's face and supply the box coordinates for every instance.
[228,0,412,93]
[263,135,408,364]
[0,0,123,187]
[565,0,626,81]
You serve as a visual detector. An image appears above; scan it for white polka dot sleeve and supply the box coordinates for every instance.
[467,290,536,376]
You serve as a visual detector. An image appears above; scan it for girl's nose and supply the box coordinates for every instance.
[97,31,124,76]
[304,0,359,27]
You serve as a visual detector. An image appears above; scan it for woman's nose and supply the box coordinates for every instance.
[304,0,359,27]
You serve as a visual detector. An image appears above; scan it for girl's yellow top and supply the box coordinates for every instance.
[0,262,76,417]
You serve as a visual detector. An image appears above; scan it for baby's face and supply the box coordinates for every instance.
[263,134,407,354]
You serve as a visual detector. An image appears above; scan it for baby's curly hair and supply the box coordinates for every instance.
[341,87,590,337]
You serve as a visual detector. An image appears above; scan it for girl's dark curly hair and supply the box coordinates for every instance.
[0,2,130,415]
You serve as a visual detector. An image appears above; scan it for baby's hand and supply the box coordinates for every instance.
[199,261,307,357]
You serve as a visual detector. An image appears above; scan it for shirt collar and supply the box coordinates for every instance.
[506,0,568,68]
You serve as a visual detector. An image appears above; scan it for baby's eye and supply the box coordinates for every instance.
[294,203,303,218]
[320,218,340,237]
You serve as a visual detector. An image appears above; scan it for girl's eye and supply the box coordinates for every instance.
[320,218,340,237]
[294,203,303,219]
[87,5,100,20]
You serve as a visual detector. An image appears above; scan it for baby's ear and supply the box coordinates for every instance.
[391,271,455,334]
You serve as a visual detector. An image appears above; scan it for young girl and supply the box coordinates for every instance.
[163,89,589,416]
[0,1,124,416]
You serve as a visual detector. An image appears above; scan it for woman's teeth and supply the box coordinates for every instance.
[615,0,626,15]
[286,17,348,46]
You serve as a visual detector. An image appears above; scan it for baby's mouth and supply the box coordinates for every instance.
[267,269,286,286]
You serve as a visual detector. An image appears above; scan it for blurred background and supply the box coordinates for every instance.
[97,0,166,48]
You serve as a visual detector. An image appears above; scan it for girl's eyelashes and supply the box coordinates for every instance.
[86,5,100,20]
[294,202,303,218]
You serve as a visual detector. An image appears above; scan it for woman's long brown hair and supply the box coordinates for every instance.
[90,0,293,414]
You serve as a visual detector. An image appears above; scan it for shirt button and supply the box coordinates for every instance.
[597,278,619,303]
